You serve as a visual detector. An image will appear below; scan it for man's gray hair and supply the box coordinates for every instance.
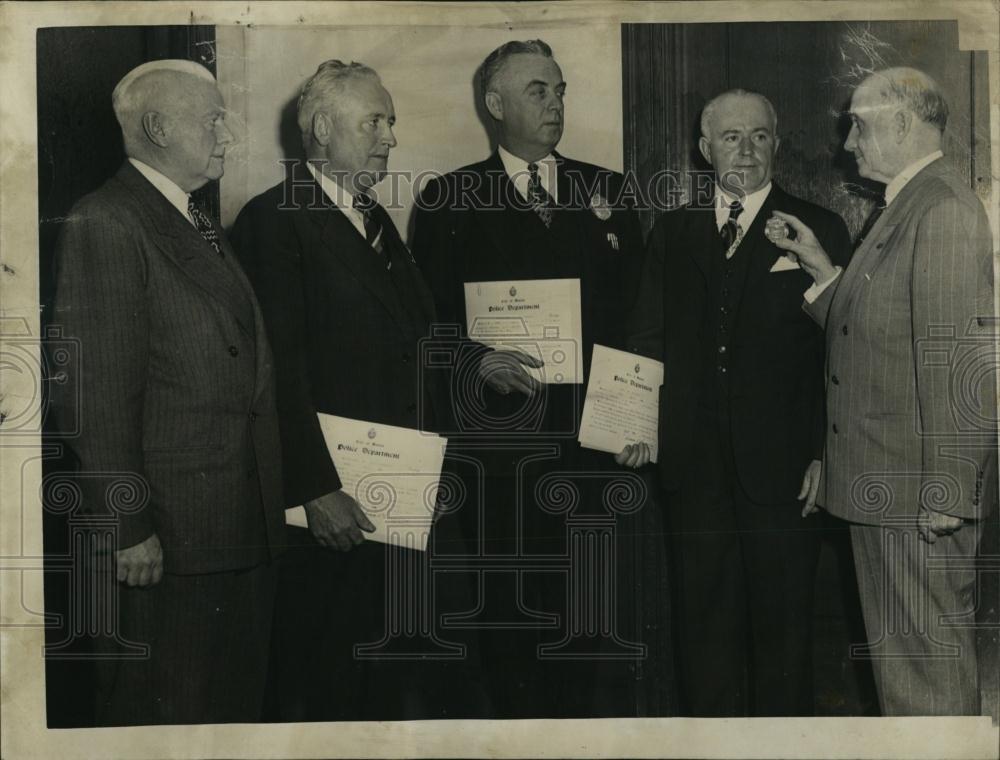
[866,67,949,131]
[112,59,215,131]
[297,59,380,143]
[701,89,778,139]
[479,39,553,102]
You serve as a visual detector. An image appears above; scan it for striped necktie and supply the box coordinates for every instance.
[719,200,744,257]
[527,162,554,228]
[353,192,383,253]
[188,199,222,257]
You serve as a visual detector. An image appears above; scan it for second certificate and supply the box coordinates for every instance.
[464,278,583,384]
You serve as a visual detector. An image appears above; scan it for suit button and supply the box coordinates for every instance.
[831,375,839,385]
[228,345,239,357]
[841,325,849,335]
[718,345,726,354]
[249,412,258,423]
[718,366,727,373]
[832,423,839,434]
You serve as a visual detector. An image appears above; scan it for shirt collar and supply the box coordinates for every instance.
[884,150,943,206]
[497,144,558,203]
[714,181,772,231]
[307,162,360,210]
[128,158,192,222]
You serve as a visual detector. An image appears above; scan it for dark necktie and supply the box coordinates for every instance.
[353,192,383,253]
[719,199,744,254]
[188,199,222,257]
[855,198,886,250]
[527,162,554,228]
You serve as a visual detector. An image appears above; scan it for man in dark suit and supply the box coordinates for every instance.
[50,60,286,725]
[771,67,995,716]
[411,40,649,718]
[628,89,852,716]
[231,60,481,721]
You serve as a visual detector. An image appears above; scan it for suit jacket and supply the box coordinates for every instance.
[50,161,286,574]
[230,167,441,507]
[805,159,995,524]
[629,183,852,503]
[411,150,645,433]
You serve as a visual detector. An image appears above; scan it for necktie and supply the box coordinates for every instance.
[188,199,222,257]
[719,200,744,256]
[855,198,886,250]
[527,162,554,228]
[353,192,383,253]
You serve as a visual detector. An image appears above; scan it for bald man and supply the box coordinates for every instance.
[771,67,995,716]
[628,89,851,716]
[50,60,286,725]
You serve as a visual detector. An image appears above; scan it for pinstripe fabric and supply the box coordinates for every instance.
[804,158,995,715]
[806,159,995,526]
[50,161,287,573]
[850,521,981,716]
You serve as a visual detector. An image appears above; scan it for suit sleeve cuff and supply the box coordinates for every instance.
[803,266,843,304]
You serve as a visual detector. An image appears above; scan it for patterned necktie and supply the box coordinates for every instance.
[527,162,554,228]
[855,198,886,250]
[188,199,222,257]
[353,192,383,253]
[719,199,744,256]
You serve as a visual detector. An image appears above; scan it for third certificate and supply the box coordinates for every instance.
[578,344,663,462]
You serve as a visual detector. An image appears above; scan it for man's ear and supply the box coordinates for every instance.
[141,111,168,148]
[892,109,912,142]
[698,136,713,166]
[312,112,331,147]
[484,91,503,122]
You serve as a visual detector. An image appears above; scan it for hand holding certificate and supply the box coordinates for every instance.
[464,278,583,384]
[578,345,663,463]
[286,415,447,552]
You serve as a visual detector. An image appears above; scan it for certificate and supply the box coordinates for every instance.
[285,415,447,552]
[463,278,583,384]
[578,345,663,462]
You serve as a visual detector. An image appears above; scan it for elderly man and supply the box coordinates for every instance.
[50,60,286,725]
[231,60,482,720]
[771,67,995,716]
[628,89,851,716]
[411,40,648,718]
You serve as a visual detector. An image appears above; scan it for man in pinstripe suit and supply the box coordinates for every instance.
[51,60,286,724]
[772,67,995,715]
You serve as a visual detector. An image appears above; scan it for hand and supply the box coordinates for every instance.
[116,533,163,587]
[615,442,651,469]
[918,506,965,544]
[304,489,375,551]
[798,459,822,517]
[769,211,839,285]
[479,349,544,397]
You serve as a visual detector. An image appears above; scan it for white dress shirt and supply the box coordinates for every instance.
[128,158,195,226]
[307,162,367,239]
[802,150,945,303]
[498,144,558,203]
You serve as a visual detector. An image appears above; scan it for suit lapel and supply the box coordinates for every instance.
[299,179,412,331]
[471,152,549,267]
[831,163,947,316]
[739,185,786,295]
[685,204,718,281]
[117,163,254,338]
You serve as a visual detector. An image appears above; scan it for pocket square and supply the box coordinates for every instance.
[769,255,800,272]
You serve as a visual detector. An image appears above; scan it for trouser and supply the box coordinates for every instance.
[94,561,277,726]
[666,419,821,716]
[850,520,983,716]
